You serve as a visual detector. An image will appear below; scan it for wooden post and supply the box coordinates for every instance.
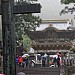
[1,0,16,75]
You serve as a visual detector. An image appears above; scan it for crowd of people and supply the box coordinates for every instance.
[16,55,35,68]
[16,54,62,68]
[42,55,61,67]
[52,55,61,67]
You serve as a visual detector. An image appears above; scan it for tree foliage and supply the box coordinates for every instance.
[61,0,75,4]
[14,0,42,40]
[60,0,75,15]
[14,0,42,52]
[70,47,75,52]
[22,35,32,52]
[15,14,42,40]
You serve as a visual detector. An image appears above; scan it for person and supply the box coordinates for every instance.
[57,55,60,67]
[25,56,29,67]
[49,59,52,66]
[18,56,23,67]
[53,57,57,67]
[16,55,19,66]
[17,72,25,75]
[22,57,26,68]
[42,57,45,67]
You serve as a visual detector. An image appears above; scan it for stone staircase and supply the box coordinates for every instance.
[16,67,60,75]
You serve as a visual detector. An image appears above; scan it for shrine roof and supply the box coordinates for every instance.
[27,27,75,40]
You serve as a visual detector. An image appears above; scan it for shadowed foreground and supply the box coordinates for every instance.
[16,66,60,75]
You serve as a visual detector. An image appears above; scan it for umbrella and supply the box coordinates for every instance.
[22,54,29,57]
[37,54,41,56]
[17,72,25,75]
[53,55,58,58]
[56,53,61,56]
[42,53,48,57]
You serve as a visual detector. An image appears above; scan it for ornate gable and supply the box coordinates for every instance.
[43,27,58,32]
[43,27,57,38]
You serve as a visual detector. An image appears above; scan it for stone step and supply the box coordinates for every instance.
[16,67,60,75]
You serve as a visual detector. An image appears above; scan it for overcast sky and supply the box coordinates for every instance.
[34,0,74,20]
[34,0,75,30]
[0,0,75,30]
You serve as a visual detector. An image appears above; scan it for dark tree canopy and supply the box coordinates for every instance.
[60,0,75,15]
[61,0,75,4]
[15,14,42,40]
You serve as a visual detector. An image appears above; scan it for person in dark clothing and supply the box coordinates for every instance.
[16,56,19,66]
[25,57,29,67]
[22,57,26,67]
[42,57,46,67]
[57,55,60,67]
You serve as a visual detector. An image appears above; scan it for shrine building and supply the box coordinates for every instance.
[27,26,75,54]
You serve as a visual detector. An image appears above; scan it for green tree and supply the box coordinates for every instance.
[61,0,75,4]
[60,0,75,15]
[14,0,42,40]
[15,0,42,52]
[70,47,75,53]
[15,14,42,40]
[22,35,32,52]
